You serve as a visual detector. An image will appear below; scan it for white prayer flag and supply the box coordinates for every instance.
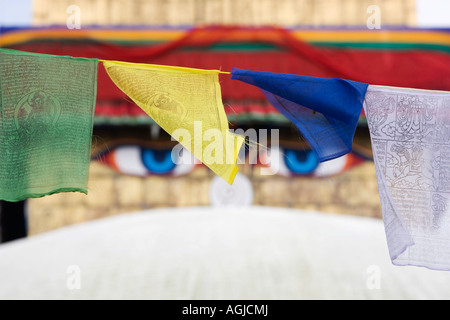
[365,85,450,270]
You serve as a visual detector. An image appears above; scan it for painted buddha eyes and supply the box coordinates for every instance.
[95,145,198,177]
[94,144,364,177]
[259,146,364,177]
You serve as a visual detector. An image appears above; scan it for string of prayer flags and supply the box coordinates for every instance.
[0,48,98,201]
[102,60,244,185]
[230,68,369,162]
[5,47,450,270]
[364,85,450,270]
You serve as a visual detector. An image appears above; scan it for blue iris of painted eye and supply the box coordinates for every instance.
[262,146,364,177]
[96,144,197,177]
[141,149,176,174]
[284,149,319,174]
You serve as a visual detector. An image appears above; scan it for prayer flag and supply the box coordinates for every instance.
[0,49,98,201]
[103,60,244,185]
[365,84,450,270]
[231,68,368,162]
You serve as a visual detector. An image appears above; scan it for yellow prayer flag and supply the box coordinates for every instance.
[102,60,244,184]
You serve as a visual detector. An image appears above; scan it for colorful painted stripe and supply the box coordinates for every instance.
[2,26,450,52]
[2,26,448,124]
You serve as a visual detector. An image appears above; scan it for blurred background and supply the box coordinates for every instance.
[0,0,423,234]
[0,0,450,300]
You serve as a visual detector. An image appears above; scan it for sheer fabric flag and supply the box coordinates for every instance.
[365,85,450,270]
[231,68,368,162]
[0,49,98,201]
[103,61,244,184]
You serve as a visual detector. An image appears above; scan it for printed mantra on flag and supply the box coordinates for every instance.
[365,85,450,270]
[14,90,61,137]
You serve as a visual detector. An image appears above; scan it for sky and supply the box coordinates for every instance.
[0,0,32,26]
[416,0,450,27]
[0,0,449,27]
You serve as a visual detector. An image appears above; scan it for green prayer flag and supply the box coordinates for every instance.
[0,49,98,201]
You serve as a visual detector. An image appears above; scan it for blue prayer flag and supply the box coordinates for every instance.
[230,68,369,162]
